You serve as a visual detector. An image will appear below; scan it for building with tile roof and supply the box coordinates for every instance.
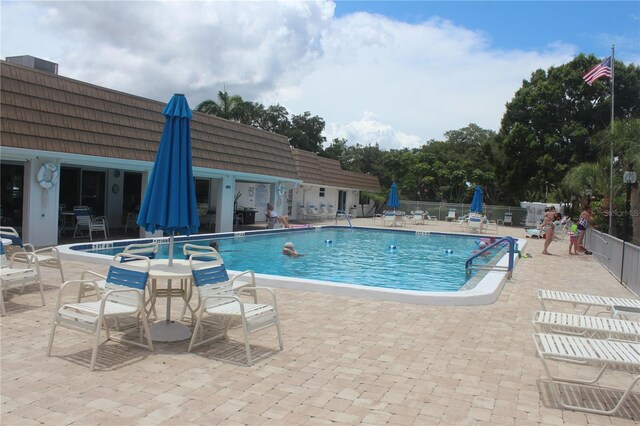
[0,58,379,246]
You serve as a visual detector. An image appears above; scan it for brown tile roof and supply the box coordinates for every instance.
[0,61,299,180]
[291,148,380,192]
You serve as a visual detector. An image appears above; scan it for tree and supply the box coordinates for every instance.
[561,118,640,242]
[195,90,246,120]
[497,55,640,203]
[286,112,326,153]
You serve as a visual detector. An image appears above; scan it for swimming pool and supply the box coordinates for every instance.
[57,226,526,305]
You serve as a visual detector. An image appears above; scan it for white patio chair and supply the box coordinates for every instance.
[47,253,153,370]
[187,253,282,365]
[0,243,44,316]
[467,213,483,233]
[533,311,640,342]
[0,226,65,282]
[266,215,281,229]
[318,203,332,220]
[538,290,640,316]
[382,212,396,227]
[73,206,108,241]
[533,333,640,415]
[77,241,159,303]
[306,204,320,221]
[124,212,138,233]
[410,211,425,225]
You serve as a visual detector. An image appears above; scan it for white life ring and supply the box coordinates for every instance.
[36,162,60,190]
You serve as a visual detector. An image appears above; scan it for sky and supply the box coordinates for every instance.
[1,1,639,151]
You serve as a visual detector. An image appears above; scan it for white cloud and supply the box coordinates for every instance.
[1,1,577,149]
[325,112,422,150]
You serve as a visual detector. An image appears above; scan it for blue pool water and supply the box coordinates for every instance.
[84,228,501,292]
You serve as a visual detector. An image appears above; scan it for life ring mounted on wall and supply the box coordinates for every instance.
[36,162,60,190]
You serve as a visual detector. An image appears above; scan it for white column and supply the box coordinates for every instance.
[23,158,61,247]
[216,176,234,233]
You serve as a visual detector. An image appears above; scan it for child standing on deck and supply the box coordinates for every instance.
[568,223,579,255]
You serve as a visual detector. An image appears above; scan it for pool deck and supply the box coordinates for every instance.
[2,218,639,424]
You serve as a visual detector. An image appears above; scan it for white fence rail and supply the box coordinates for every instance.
[586,229,640,296]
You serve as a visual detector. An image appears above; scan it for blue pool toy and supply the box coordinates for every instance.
[445,249,454,254]
[388,245,397,251]
[325,239,333,246]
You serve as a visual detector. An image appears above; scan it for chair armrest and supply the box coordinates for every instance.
[230,270,256,289]
[32,246,61,258]
[9,251,38,268]
[237,286,277,306]
[81,270,106,280]
[22,242,36,252]
[57,279,102,305]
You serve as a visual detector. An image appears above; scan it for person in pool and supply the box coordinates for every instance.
[472,241,490,256]
[282,241,304,257]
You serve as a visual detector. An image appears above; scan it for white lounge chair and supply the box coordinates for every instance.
[502,212,513,226]
[538,290,640,316]
[0,226,65,282]
[0,243,44,316]
[533,333,640,415]
[533,311,640,342]
[446,209,456,221]
[47,253,154,370]
[187,252,283,365]
[424,211,438,223]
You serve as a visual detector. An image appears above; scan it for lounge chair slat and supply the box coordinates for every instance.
[533,311,640,342]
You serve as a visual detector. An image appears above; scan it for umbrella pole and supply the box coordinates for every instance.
[166,232,174,323]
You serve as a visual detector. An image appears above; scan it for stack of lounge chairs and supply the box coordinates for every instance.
[533,289,640,416]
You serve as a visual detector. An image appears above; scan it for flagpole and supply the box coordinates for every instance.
[608,45,615,234]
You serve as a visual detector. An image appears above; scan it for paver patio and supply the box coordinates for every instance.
[2,219,639,425]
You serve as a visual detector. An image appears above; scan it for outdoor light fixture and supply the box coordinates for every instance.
[623,164,636,243]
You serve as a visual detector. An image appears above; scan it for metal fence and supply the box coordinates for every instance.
[395,201,529,225]
[585,229,640,297]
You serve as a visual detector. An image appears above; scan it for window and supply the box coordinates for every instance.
[319,187,325,198]
[195,179,210,204]
[359,193,370,205]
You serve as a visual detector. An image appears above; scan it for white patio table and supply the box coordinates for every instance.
[142,259,195,342]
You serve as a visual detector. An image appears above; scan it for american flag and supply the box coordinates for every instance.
[583,56,612,85]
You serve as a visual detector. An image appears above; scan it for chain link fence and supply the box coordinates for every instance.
[391,201,529,226]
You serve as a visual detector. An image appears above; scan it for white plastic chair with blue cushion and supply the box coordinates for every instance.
[47,253,153,370]
[187,253,283,365]
[73,206,108,241]
[0,243,44,316]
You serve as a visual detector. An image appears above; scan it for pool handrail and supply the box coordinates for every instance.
[465,236,517,280]
[334,210,353,229]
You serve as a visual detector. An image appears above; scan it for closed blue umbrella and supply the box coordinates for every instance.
[470,185,483,213]
[137,94,199,265]
[387,182,400,211]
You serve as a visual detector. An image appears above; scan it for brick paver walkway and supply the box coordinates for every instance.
[2,219,639,424]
